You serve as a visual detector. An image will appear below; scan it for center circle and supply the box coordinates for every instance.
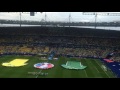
[34,63,54,69]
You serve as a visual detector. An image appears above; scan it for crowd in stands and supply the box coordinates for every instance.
[0,27,120,61]
[0,36,120,47]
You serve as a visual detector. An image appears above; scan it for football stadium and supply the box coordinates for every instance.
[0,12,120,78]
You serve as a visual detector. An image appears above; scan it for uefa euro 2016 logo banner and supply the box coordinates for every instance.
[34,63,54,69]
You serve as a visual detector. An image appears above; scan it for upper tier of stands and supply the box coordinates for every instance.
[0,27,120,38]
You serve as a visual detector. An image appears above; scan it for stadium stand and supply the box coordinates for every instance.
[0,26,120,77]
[0,27,119,60]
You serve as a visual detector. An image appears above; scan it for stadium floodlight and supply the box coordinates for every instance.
[83,12,120,29]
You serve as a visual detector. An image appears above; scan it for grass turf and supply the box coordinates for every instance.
[0,55,116,78]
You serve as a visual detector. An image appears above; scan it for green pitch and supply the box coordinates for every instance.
[0,55,116,78]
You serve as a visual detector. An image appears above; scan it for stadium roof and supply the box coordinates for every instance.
[1,12,120,31]
[1,12,120,22]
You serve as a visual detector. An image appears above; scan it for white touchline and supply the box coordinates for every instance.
[94,60,110,78]
[84,70,88,78]
[94,66,99,73]
[89,60,99,73]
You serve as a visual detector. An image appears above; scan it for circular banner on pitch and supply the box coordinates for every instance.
[34,63,54,69]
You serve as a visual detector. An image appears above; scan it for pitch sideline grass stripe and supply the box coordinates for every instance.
[97,60,116,78]
[79,59,89,78]
[91,59,109,78]
[78,58,87,78]
[52,57,66,78]
[83,59,95,78]
[94,59,110,78]
[84,70,88,78]
[89,59,99,73]
[90,59,103,72]
[85,59,101,78]
[84,59,97,77]
[89,59,104,78]
[90,59,108,78]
